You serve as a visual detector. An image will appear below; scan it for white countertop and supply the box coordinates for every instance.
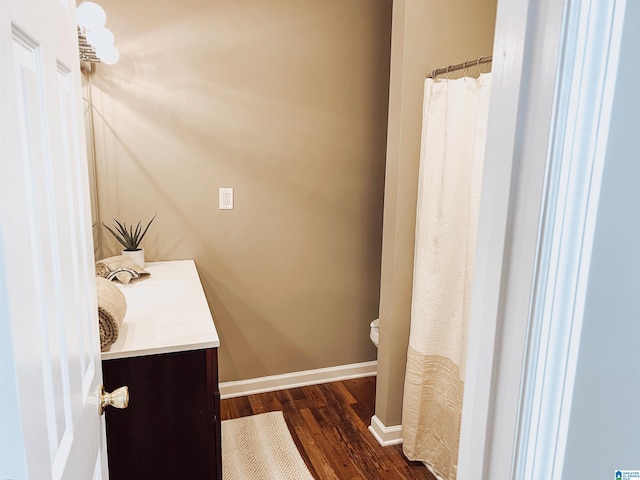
[101,260,220,360]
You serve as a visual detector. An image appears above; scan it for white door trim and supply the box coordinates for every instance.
[512,1,627,478]
[458,0,567,477]
[458,0,628,478]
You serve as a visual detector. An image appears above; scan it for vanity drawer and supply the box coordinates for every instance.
[102,347,221,480]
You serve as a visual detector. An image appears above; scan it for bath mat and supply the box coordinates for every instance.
[222,411,315,480]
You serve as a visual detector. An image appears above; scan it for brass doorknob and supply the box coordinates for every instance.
[98,385,129,415]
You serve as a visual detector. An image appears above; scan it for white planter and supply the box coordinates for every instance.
[121,248,145,267]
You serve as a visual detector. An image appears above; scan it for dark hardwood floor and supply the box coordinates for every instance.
[220,376,437,480]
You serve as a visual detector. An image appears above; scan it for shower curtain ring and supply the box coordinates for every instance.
[476,56,485,75]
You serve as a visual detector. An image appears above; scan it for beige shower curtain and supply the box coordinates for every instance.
[402,73,492,480]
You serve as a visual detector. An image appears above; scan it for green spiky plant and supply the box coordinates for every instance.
[103,213,156,251]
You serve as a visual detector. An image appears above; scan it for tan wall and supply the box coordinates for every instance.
[90,0,393,382]
[375,0,497,426]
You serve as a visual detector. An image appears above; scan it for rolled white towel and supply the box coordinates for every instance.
[96,276,127,351]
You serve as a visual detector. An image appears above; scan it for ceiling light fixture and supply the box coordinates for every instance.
[77,2,119,65]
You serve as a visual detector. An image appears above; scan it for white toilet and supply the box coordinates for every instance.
[370,318,379,348]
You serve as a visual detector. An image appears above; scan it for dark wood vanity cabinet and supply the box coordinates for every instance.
[100,260,221,479]
[102,347,222,480]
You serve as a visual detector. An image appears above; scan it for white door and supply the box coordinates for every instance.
[0,0,108,479]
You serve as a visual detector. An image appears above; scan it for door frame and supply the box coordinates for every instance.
[458,0,627,478]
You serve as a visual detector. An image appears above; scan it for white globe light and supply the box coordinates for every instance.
[77,2,106,30]
[86,28,114,50]
[98,46,120,65]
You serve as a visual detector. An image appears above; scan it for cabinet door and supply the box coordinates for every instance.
[102,348,220,480]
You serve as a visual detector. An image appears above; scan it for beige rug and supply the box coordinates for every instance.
[222,411,315,480]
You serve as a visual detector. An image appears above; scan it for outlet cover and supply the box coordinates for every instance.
[219,188,233,210]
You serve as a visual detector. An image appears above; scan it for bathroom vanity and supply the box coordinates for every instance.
[101,260,221,480]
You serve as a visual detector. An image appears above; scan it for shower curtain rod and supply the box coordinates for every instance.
[427,55,492,78]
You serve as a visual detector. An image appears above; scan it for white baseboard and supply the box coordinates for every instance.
[220,360,377,399]
[368,415,403,446]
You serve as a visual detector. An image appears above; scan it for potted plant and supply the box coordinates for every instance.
[103,213,156,267]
